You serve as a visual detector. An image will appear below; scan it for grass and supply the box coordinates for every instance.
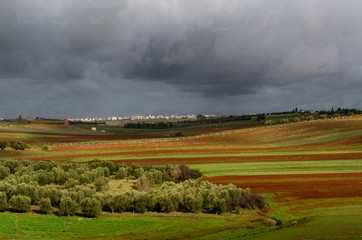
[189,160,362,177]
[245,205,362,240]
[0,211,269,239]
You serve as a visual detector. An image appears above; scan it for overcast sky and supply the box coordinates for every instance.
[0,0,361,118]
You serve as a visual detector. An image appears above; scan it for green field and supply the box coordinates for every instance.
[0,211,273,239]
[190,159,362,176]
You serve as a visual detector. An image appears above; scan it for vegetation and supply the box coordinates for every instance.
[0,159,263,217]
[0,141,7,150]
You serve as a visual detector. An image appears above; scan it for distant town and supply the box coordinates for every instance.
[6,114,217,122]
[68,114,201,122]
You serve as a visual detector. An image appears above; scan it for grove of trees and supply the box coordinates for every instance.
[0,159,265,217]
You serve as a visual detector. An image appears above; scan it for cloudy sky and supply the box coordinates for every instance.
[0,0,361,118]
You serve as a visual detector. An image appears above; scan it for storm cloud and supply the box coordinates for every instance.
[0,0,361,118]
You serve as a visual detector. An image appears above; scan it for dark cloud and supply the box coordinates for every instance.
[0,0,361,118]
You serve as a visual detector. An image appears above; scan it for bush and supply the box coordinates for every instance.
[135,176,152,192]
[333,113,341,118]
[169,131,182,137]
[41,144,49,151]
[10,195,31,212]
[65,179,79,189]
[281,119,289,124]
[293,117,301,122]
[0,141,7,150]
[115,168,128,179]
[264,120,276,125]
[169,165,202,182]
[80,197,102,217]
[183,193,203,213]
[94,177,108,191]
[110,193,132,213]
[0,192,7,211]
[9,141,30,150]
[59,197,79,216]
[239,193,267,209]
[16,183,39,204]
[39,197,52,214]
[306,116,314,121]
[0,165,10,180]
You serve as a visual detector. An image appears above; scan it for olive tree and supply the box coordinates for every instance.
[39,197,52,214]
[80,197,102,217]
[0,141,7,150]
[0,192,8,211]
[9,195,31,212]
[59,197,79,216]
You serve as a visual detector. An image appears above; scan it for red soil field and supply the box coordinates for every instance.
[201,173,362,200]
[0,130,164,143]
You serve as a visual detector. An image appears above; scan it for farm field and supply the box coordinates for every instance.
[0,211,275,240]
[0,116,361,239]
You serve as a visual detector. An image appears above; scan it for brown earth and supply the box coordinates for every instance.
[201,173,362,200]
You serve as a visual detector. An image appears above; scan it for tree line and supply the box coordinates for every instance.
[0,141,30,150]
[124,115,252,129]
[0,160,265,217]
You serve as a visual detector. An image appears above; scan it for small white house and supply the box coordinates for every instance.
[91,127,97,131]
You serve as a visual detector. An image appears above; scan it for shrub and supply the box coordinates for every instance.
[115,167,128,179]
[9,195,31,212]
[39,187,61,206]
[36,170,50,185]
[133,192,150,213]
[59,197,79,216]
[333,113,341,118]
[0,165,10,180]
[16,183,39,204]
[145,169,164,184]
[155,190,182,213]
[239,193,267,209]
[0,141,7,150]
[135,176,152,192]
[293,117,301,122]
[183,193,203,213]
[111,193,132,212]
[94,177,108,191]
[39,197,52,214]
[41,144,49,151]
[80,197,102,217]
[306,116,314,121]
[65,179,79,189]
[281,119,289,124]
[169,131,182,137]
[169,165,202,182]
[0,192,7,211]
[9,141,30,150]
[264,120,276,125]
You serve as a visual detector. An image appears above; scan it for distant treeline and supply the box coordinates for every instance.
[124,115,252,129]
[69,121,106,125]
[318,108,361,115]
[267,108,361,116]
[0,160,265,217]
